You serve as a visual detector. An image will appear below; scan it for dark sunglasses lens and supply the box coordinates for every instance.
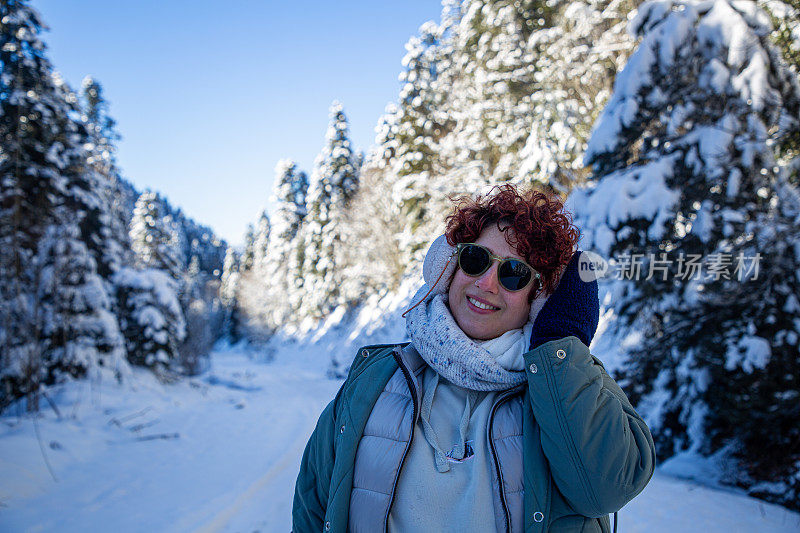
[498,260,532,291]
[460,245,490,276]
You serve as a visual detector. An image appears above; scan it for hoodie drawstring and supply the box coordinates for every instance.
[419,371,478,473]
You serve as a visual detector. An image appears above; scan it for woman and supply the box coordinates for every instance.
[293,185,655,532]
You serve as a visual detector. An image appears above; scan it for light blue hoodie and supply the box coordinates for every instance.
[388,323,533,532]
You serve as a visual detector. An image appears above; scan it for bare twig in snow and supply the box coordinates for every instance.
[33,416,57,482]
[108,406,153,427]
[135,433,179,442]
[128,420,159,433]
[41,390,61,420]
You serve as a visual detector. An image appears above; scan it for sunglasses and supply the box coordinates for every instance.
[455,243,541,292]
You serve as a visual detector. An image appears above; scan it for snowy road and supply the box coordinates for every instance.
[0,345,340,533]
[1,341,798,532]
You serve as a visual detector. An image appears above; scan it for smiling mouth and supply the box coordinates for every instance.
[467,296,500,311]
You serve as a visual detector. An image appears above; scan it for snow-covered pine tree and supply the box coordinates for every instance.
[0,0,126,409]
[177,297,214,375]
[346,2,462,284]
[396,22,443,175]
[0,0,60,409]
[389,21,453,257]
[761,0,800,173]
[182,235,222,311]
[185,253,202,300]
[440,0,554,183]
[174,242,222,374]
[124,195,192,373]
[50,74,129,285]
[241,222,256,273]
[519,0,638,191]
[81,76,120,170]
[80,76,133,274]
[271,159,308,274]
[173,217,227,281]
[300,102,359,317]
[257,160,308,327]
[691,175,800,509]
[35,224,128,386]
[235,209,272,343]
[219,246,241,340]
[698,0,800,509]
[572,0,800,509]
[219,246,238,307]
[180,236,221,306]
[162,205,191,267]
[370,103,400,169]
[335,163,410,306]
[252,210,270,269]
[112,266,186,375]
[130,191,184,279]
[155,206,227,359]
[763,0,800,74]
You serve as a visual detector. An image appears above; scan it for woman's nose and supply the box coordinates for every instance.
[475,262,499,293]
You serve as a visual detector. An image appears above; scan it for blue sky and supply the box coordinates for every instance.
[31,0,443,247]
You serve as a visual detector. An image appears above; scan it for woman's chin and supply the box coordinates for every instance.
[456,316,498,341]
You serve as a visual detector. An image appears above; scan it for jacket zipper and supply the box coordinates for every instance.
[488,386,525,533]
[383,347,419,533]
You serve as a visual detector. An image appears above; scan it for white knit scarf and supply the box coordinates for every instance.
[405,286,532,391]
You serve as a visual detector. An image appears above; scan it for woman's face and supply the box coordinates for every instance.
[448,224,534,340]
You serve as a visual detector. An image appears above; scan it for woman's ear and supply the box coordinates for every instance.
[528,291,550,324]
[553,258,571,289]
[402,235,458,318]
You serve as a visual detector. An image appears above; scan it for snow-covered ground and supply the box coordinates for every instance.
[1,320,799,532]
[0,340,339,533]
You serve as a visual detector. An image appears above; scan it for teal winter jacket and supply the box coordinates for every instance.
[292,336,655,532]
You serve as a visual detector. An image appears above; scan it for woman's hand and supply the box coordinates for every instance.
[530,250,600,349]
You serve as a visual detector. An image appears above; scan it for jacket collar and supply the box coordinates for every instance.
[394,343,425,409]
[398,342,426,375]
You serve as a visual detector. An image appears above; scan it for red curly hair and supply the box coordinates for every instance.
[444,184,580,300]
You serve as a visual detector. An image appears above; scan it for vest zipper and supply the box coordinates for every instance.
[382,352,526,533]
[383,347,419,533]
[488,386,525,533]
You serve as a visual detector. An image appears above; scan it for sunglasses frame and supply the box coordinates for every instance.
[454,242,541,292]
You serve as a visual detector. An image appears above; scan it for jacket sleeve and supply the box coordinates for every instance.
[292,386,341,532]
[523,335,656,518]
